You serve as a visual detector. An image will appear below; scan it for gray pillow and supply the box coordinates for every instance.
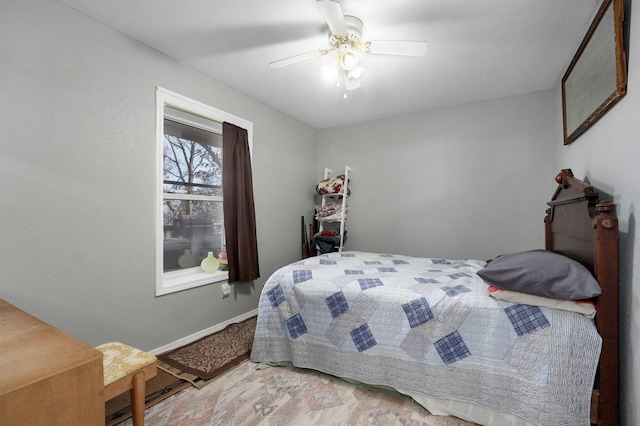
[477,250,601,300]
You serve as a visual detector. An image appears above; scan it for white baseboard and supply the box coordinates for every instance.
[150,308,258,355]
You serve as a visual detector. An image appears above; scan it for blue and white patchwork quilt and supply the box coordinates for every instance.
[251,252,601,425]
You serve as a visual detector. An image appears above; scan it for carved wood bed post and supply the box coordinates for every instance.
[593,200,619,426]
[545,169,619,426]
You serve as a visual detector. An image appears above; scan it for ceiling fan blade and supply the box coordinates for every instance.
[367,40,429,57]
[317,0,348,36]
[270,49,328,69]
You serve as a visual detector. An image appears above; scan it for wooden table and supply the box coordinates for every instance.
[0,299,105,425]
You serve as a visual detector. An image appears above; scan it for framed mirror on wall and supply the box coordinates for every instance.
[562,0,627,145]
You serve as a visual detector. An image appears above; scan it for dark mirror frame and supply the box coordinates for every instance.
[562,0,627,145]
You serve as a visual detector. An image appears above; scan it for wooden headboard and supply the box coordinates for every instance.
[544,169,619,426]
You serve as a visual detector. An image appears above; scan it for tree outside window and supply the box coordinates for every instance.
[162,118,224,273]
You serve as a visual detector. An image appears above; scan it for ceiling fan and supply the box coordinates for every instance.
[270,0,429,97]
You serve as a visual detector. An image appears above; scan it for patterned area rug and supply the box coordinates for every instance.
[158,316,257,381]
[114,359,478,426]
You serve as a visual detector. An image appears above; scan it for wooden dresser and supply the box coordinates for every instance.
[0,299,105,425]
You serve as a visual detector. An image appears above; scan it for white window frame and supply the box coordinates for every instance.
[155,87,253,296]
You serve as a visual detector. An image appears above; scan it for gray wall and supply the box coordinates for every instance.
[1,0,317,351]
[551,3,639,423]
[2,1,638,425]
[317,90,556,260]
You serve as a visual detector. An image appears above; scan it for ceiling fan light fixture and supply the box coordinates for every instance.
[339,50,359,70]
[348,65,363,79]
[323,58,340,81]
[324,52,362,94]
[345,76,361,91]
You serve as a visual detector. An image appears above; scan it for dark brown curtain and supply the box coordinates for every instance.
[222,122,260,282]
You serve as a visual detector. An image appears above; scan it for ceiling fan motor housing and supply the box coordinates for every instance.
[329,15,363,48]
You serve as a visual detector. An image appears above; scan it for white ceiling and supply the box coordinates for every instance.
[58,0,602,129]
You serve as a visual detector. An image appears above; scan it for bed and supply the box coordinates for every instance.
[251,169,619,426]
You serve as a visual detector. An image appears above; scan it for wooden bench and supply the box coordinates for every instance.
[96,342,157,426]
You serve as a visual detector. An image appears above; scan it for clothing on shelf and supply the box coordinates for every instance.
[313,229,347,254]
[316,174,350,195]
[315,202,348,221]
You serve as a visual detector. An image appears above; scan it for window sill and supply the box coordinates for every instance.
[156,268,229,296]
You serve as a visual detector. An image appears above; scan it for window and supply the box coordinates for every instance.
[156,88,252,296]
[163,112,223,271]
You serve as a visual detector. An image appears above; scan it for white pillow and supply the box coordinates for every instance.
[487,286,596,318]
